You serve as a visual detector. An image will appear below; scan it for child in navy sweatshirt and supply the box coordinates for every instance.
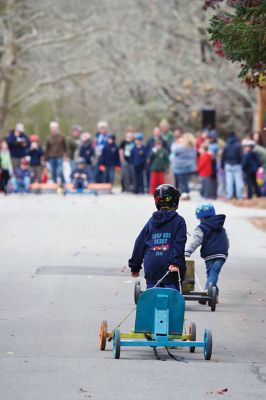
[185,203,229,302]
[129,184,187,290]
[99,134,120,184]
[130,132,146,194]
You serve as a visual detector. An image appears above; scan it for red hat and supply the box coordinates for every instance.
[30,134,40,142]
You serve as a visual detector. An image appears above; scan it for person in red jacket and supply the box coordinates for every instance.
[198,145,212,198]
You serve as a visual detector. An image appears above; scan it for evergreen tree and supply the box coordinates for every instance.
[204,0,266,87]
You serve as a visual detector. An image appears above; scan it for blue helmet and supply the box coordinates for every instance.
[134,132,143,141]
[195,203,216,219]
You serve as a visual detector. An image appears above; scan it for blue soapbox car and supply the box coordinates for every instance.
[99,287,213,360]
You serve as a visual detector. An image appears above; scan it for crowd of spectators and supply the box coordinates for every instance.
[0,119,266,199]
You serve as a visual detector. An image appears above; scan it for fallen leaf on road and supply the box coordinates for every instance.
[217,388,228,395]
[79,388,88,393]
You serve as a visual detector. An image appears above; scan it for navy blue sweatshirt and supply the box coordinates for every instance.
[242,151,260,174]
[7,131,30,158]
[99,143,120,167]
[130,145,146,169]
[79,142,95,165]
[29,147,44,166]
[199,215,228,261]
[129,210,187,285]
[221,136,242,167]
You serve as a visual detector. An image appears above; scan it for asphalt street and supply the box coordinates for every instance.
[0,193,266,400]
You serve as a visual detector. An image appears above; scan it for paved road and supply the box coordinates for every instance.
[0,193,266,400]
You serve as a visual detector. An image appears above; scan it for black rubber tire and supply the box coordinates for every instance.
[203,329,212,360]
[113,328,121,359]
[134,281,141,305]
[189,322,196,353]
[210,286,217,312]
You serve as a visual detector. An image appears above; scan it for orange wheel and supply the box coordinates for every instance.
[99,320,107,350]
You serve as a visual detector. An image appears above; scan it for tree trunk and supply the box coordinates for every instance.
[0,0,16,134]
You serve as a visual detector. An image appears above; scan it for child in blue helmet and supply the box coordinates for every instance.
[185,203,229,302]
[129,184,187,290]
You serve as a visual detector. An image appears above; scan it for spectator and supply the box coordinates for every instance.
[197,145,212,198]
[242,139,261,199]
[7,123,30,169]
[130,133,146,194]
[0,138,13,193]
[45,121,67,184]
[67,125,82,171]
[11,157,31,193]
[250,130,264,147]
[221,132,244,199]
[146,127,168,190]
[207,132,219,199]
[195,130,208,155]
[216,148,226,199]
[94,121,109,183]
[119,127,135,192]
[170,133,196,199]
[29,135,44,183]
[71,157,89,190]
[148,139,169,194]
[173,127,182,141]
[159,119,173,147]
[79,132,95,182]
[99,134,120,185]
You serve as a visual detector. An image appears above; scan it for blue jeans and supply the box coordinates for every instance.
[205,258,225,295]
[225,164,244,199]
[174,173,189,193]
[104,166,115,184]
[146,283,179,292]
[48,157,65,184]
[11,176,30,192]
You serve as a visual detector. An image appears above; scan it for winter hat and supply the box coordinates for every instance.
[15,123,25,132]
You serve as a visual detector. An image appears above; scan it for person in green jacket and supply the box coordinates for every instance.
[0,138,13,193]
[148,139,169,194]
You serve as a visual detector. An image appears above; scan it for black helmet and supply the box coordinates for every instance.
[154,184,181,210]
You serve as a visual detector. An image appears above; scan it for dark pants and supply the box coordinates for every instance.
[200,176,212,198]
[174,173,190,193]
[48,157,65,184]
[95,161,104,183]
[0,169,10,192]
[133,167,144,193]
[245,172,261,199]
[121,162,133,192]
[30,165,42,183]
